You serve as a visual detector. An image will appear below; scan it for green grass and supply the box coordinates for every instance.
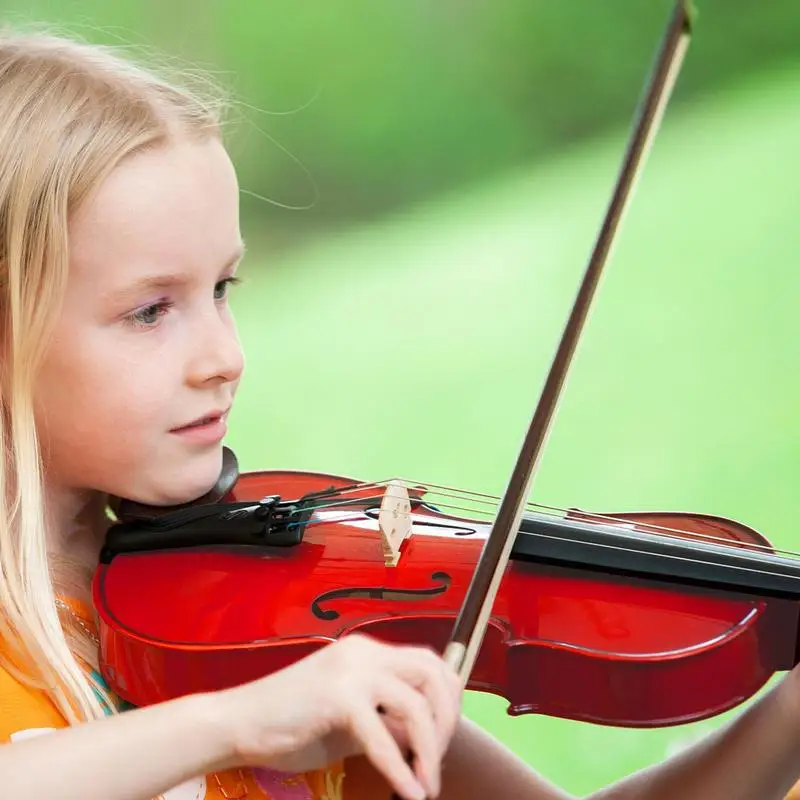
[226,59,800,794]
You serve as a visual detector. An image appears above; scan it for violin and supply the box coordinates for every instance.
[94,0,799,740]
[95,453,800,728]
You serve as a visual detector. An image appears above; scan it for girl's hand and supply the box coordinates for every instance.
[215,634,462,800]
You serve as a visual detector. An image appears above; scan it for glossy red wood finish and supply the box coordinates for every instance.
[94,469,800,728]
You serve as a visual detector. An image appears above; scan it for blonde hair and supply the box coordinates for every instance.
[0,24,229,725]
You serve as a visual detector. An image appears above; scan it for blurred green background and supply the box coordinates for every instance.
[7,0,799,793]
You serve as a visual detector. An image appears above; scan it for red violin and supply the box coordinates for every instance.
[94,0,800,737]
[94,450,800,728]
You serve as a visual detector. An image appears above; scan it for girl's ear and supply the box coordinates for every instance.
[108,445,240,522]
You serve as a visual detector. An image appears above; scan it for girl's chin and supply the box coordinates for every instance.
[115,450,226,510]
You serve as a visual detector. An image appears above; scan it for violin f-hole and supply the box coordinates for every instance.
[310,571,453,621]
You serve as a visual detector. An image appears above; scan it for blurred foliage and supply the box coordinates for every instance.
[4,0,800,231]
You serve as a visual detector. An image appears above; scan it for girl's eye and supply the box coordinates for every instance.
[124,277,242,330]
[214,276,242,301]
[127,301,173,328]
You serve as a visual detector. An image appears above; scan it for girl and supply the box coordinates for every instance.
[2,24,800,800]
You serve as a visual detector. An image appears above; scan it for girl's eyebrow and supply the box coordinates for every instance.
[105,243,246,303]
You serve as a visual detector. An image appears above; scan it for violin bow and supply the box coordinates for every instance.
[440,0,696,687]
[389,3,696,796]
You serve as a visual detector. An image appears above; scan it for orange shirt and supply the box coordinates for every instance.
[0,599,389,800]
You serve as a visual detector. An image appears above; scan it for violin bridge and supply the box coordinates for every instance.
[378,480,412,567]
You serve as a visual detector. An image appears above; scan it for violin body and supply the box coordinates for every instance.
[94,467,800,728]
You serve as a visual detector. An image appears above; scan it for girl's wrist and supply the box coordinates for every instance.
[191,683,293,775]
[173,690,246,775]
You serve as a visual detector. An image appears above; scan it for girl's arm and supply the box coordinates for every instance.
[590,673,800,799]
[0,692,230,800]
[0,635,463,800]
[426,672,800,800]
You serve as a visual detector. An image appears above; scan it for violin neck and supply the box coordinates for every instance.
[512,512,800,600]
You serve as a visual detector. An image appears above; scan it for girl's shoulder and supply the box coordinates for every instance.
[0,659,67,742]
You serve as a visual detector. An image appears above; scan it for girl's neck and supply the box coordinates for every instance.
[45,487,110,574]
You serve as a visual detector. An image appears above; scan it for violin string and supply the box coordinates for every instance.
[401,482,775,558]
[465,527,800,583]
[269,482,792,559]
[275,478,765,551]
[294,495,797,560]
[291,511,800,583]
[401,486,786,558]
[277,488,781,555]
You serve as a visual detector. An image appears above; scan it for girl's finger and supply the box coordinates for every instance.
[372,676,441,798]
[391,647,462,755]
[349,702,427,800]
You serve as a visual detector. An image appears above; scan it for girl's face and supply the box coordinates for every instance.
[34,136,245,507]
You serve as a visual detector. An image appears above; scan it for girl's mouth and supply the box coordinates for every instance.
[170,409,229,443]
